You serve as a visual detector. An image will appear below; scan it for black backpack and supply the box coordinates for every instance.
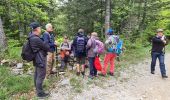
[76,36,86,53]
[21,37,36,62]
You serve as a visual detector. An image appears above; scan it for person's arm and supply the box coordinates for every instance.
[72,37,77,48]
[31,37,50,51]
[152,37,164,43]
[43,33,55,47]
[86,39,92,49]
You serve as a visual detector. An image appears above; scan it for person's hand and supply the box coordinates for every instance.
[54,41,58,46]
[161,35,165,41]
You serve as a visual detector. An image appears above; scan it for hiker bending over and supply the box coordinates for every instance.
[42,23,57,75]
[60,36,71,72]
[151,29,168,78]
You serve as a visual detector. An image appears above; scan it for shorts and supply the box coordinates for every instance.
[76,57,86,65]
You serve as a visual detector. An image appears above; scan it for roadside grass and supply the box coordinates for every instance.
[0,66,33,99]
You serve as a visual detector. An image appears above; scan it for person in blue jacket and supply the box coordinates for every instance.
[42,23,57,75]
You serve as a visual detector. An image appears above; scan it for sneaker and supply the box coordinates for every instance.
[151,71,155,74]
[59,68,65,72]
[162,75,168,78]
[88,75,94,79]
[109,72,114,76]
[37,92,49,98]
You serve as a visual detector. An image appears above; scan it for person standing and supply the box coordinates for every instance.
[151,29,168,78]
[102,29,119,76]
[29,22,50,97]
[42,23,57,75]
[86,32,98,79]
[72,29,88,76]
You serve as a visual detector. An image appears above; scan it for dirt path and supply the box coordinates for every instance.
[49,53,170,100]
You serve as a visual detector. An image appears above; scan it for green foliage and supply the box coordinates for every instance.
[0,66,33,99]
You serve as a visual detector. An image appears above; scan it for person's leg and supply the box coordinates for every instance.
[81,57,86,76]
[47,52,53,74]
[60,59,65,72]
[76,57,81,75]
[51,52,55,72]
[88,57,94,76]
[110,53,116,75]
[102,53,110,75]
[151,52,158,74]
[158,53,167,77]
[35,67,46,95]
[34,66,37,88]
[92,57,97,76]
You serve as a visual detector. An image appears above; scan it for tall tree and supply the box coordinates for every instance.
[105,0,111,36]
[0,17,7,50]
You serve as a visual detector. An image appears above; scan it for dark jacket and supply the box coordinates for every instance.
[29,33,50,68]
[152,36,166,53]
[42,32,56,52]
[72,32,88,57]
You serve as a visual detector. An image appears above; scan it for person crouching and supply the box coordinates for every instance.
[60,36,71,72]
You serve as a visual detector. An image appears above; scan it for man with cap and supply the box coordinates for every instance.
[29,22,50,97]
[151,29,168,78]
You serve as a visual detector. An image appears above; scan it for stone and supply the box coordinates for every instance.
[12,68,23,75]
[16,63,23,69]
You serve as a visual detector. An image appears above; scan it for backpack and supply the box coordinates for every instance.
[21,37,36,62]
[76,36,86,53]
[116,40,123,55]
[105,35,119,53]
[93,40,104,54]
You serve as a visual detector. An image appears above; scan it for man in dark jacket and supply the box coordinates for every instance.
[72,29,88,76]
[151,29,168,78]
[42,23,57,75]
[29,22,50,97]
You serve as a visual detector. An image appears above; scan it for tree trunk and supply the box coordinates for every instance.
[0,17,7,50]
[104,0,111,37]
[139,0,147,31]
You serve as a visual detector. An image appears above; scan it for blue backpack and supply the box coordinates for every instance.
[116,40,123,55]
[105,35,119,53]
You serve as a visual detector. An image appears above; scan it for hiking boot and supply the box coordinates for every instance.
[88,75,94,79]
[151,71,155,74]
[162,75,168,78]
[37,92,49,98]
[76,72,80,76]
[84,64,88,68]
[109,72,114,76]
[81,71,85,76]
[59,68,65,72]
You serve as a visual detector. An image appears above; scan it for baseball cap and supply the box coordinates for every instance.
[107,28,114,35]
[157,29,163,32]
[30,22,41,30]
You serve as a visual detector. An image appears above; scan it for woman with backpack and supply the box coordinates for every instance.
[86,32,99,79]
[102,29,119,76]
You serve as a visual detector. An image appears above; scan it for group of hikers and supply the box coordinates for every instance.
[21,22,168,98]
